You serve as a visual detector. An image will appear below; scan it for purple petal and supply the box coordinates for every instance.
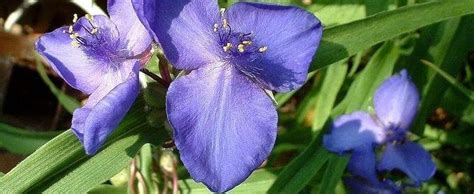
[348,144,379,185]
[166,64,277,192]
[226,2,322,92]
[139,0,222,70]
[378,142,436,183]
[344,177,401,194]
[323,111,386,153]
[108,0,152,55]
[72,72,140,155]
[374,69,419,132]
[36,26,106,94]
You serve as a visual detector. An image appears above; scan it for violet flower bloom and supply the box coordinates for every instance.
[344,177,401,194]
[134,0,322,191]
[323,70,436,193]
[36,0,152,155]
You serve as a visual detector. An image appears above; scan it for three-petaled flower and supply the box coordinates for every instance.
[323,70,436,193]
[133,0,323,191]
[36,0,152,155]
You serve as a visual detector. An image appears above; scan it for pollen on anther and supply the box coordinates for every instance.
[213,24,219,32]
[242,41,252,45]
[238,44,245,53]
[85,14,94,21]
[259,46,268,53]
[223,43,232,52]
[68,25,74,33]
[69,33,79,39]
[220,8,226,16]
[72,14,78,23]
[91,28,98,34]
[71,40,80,48]
[223,19,228,28]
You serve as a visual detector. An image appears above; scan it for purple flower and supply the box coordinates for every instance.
[36,0,152,155]
[344,177,401,194]
[133,0,322,191]
[323,70,436,192]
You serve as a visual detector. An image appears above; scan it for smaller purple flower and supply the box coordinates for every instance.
[323,70,436,192]
[344,177,401,194]
[134,0,322,192]
[36,0,152,155]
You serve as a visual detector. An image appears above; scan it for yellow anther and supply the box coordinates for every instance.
[68,25,74,33]
[220,8,226,17]
[72,14,78,23]
[259,46,268,53]
[223,19,228,28]
[238,44,245,53]
[71,40,80,48]
[85,14,94,21]
[69,33,79,39]
[213,23,219,32]
[223,43,232,52]
[91,27,98,34]
[242,41,252,45]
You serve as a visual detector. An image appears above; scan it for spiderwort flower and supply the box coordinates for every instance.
[36,0,152,155]
[133,0,322,191]
[323,70,436,193]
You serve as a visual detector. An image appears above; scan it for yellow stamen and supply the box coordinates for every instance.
[72,14,78,23]
[238,44,245,53]
[220,8,226,17]
[242,41,252,45]
[259,46,268,53]
[223,43,232,52]
[223,19,228,28]
[71,40,80,48]
[85,14,93,21]
[68,25,74,33]
[213,23,219,32]
[91,27,98,34]
[69,33,79,39]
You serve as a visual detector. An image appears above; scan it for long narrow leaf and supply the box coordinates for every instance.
[421,60,474,101]
[311,0,474,71]
[0,123,60,155]
[0,99,161,193]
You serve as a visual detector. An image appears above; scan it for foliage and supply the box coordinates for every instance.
[1,0,473,193]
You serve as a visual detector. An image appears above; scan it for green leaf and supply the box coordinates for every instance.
[36,55,81,113]
[411,15,474,135]
[179,169,276,194]
[88,185,127,194]
[276,1,473,108]
[312,61,348,131]
[139,143,160,194]
[0,99,165,193]
[342,41,399,112]
[311,0,474,72]
[421,60,474,101]
[308,0,366,27]
[268,138,330,194]
[0,123,60,155]
[316,155,349,194]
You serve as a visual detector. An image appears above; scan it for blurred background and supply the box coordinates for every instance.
[0,0,473,193]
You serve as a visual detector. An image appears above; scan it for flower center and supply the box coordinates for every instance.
[64,14,127,68]
[214,9,267,61]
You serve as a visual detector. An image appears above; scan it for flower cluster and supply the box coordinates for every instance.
[36,0,322,192]
[323,70,436,193]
